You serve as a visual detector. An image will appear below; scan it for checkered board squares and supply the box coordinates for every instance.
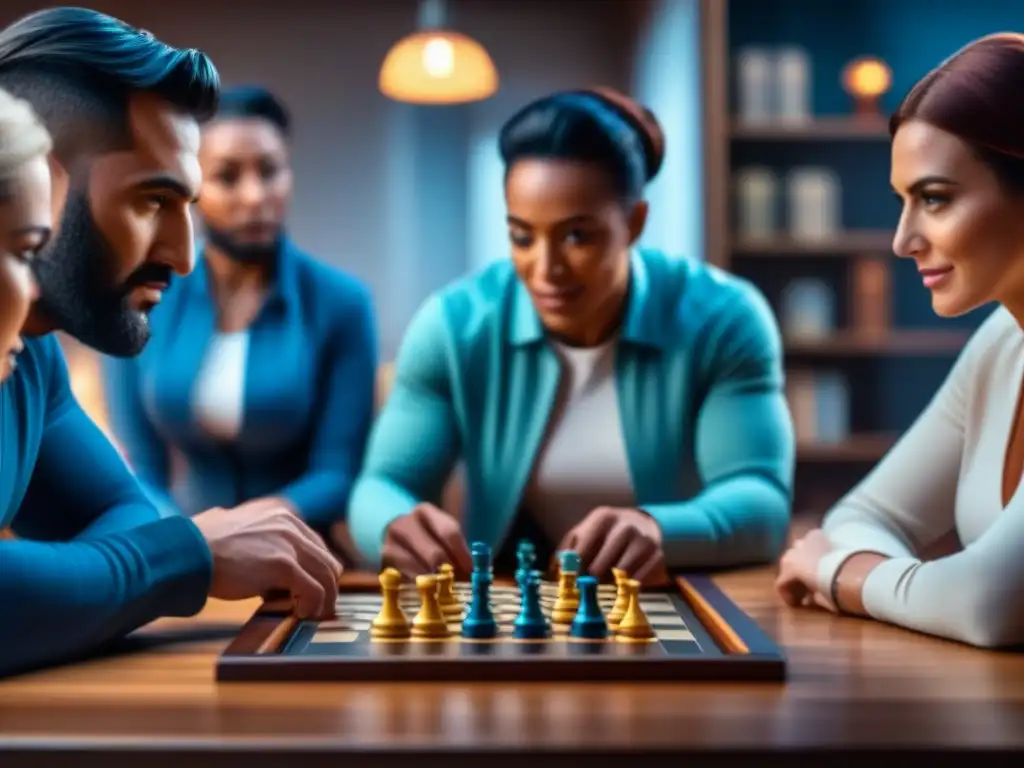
[282,581,725,662]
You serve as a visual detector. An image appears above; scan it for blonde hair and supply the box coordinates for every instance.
[0,87,51,196]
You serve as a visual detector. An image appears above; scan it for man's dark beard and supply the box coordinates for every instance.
[32,189,173,358]
[203,222,282,265]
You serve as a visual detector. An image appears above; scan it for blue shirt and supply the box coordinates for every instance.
[349,248,796,567]
[0,335,212,678]
[102,238,378,530]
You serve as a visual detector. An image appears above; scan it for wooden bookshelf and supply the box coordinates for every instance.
[784,329,969,356]
[731,230,893,256]
[797,433,896,462]
[698,0,968,510]
[731,116,890,141]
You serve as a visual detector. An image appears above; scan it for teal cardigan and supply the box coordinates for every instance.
[348,248,795,568]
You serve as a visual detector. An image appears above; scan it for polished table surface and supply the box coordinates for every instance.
[3,564,1024,765]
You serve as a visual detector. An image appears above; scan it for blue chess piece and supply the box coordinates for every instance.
[471,542,492,571]
[513,570,550,639]
[559,549,581,575]
[569,575,608,640]
[515,540,536,590]
[462,543,498,639]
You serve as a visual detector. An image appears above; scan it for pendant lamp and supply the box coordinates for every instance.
[379,0,498,104]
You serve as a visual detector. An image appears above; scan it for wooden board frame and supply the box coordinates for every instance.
[216,574,786,683]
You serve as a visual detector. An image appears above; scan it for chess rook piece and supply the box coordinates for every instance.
[513,570,550,639]
[551,550,580,625]
[615,578,655,642]
[606,567,630,630]
[411,574,449,638]
[436,563,463,618]
[569,575,608,640]
[371,567,411,639]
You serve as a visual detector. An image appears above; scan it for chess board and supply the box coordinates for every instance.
[217,574,786,683]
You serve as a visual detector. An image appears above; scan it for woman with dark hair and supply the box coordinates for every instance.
[348,87,794,580]
[777,33,1024,647]
[102,85,378,543]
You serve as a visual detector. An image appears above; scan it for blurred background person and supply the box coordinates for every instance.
[102,85,377,555]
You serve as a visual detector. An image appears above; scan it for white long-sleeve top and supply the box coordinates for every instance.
[817,306,1024,648]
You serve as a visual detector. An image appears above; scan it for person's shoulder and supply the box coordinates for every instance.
[968,304,1019,344]
[10,335,71,415]
[291,247,373,310]
[429,259,518,334]
[639,248,776,339]
[18,334,67,382]
[957,306,1022,371]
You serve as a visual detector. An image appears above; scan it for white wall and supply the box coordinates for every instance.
[631,0,704,260]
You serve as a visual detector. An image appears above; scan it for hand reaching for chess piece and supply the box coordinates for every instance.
[382,503,473,580]
[556,506,664,583]
[192,502,343,619]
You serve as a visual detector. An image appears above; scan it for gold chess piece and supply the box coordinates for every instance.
[606,567,630,630]
[370,567,411,639]
[412,574,450,638]
[436,563,463,618]
[615,578,655,642]
[551,568,580,625]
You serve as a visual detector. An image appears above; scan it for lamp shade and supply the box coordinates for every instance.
[379,30,498,104]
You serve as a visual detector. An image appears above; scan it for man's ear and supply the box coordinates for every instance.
[47,153,69,223]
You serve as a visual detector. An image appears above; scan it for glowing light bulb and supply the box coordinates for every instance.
[422,37,455,79]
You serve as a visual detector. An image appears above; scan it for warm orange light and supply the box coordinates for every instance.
[379,30,498,105]
[841,56,892,115]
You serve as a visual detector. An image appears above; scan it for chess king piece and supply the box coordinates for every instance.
[513,570,550,639]
[607,567,630,630]
[551,550,581,625]
[411,574,449,638]
[570,575,608,640]
[462,543,499,639]
[436,563,463,618]
[615,578,655,642]
[371,567,411,639]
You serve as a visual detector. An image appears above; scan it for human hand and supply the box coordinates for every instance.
[191,501,342,619]
[382,503,473,580]
[775,528,835,610]
[556,506,664,582]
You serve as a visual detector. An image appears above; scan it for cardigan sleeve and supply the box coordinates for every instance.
[817,308,1024,648]
[347,295,462,564]
[642,281,795,567]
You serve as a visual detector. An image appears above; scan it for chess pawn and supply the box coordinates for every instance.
[411,574,449,638]
[606,568,630,630]
[436,564,463,618]
[371,567,411,639]
[569,575,608,640]
[550,568,579,625]
[513,571,550,640]
[615,579,655,643]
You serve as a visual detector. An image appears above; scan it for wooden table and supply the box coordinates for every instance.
[2,566,1024,767]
